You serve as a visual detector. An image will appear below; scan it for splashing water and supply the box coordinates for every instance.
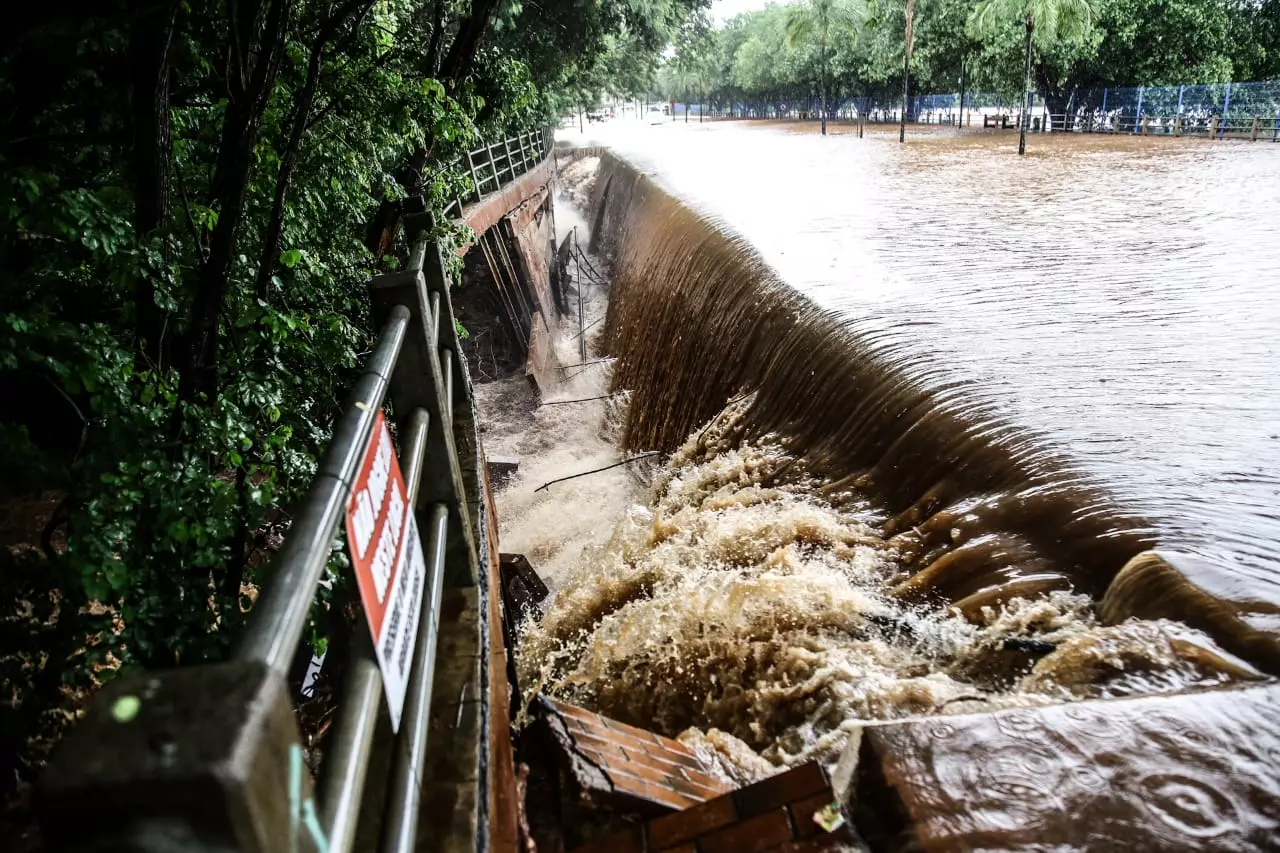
[490,151,1267,785]
[516,400,1257,778]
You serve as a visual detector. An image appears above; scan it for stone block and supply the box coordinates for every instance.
[854,684,1280,852]
[37,661,313,853]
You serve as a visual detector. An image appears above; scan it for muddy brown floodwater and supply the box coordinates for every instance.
[597,123,1280,611]
[495,129,1280,848]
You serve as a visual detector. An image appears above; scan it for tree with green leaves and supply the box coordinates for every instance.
[0,0,706,794]
[901,0,917,141]
[786,0,863,133]
[969,0,1097,153]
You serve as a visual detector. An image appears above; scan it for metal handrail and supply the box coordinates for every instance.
[236,308,410,676]
[37,125,553,853]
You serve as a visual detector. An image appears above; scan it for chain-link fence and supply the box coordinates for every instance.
[713,80,1280,140]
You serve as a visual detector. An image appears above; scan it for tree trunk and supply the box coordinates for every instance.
[957,53,966,129]
[129,2,178,371]
[179,0,290,406]
[255,0,374,301]
[820,39,828,135]
[425,0,446,74]
[900,0,915,143]
[254,42,323,302]
[1020,12,1034,155]
[438,0,501,86]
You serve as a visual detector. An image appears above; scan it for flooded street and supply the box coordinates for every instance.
[569,121,1280,612]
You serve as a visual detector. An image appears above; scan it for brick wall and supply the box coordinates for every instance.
[542,698,733,815]
[568,761,853,853]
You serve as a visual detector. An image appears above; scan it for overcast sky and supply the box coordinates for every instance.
[710,0,772,24]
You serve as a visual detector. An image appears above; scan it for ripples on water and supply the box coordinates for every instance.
[594,124,1280,612]
[483,142,1279,797]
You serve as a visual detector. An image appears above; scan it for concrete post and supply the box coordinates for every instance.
[369,222,478,588]
[38,662,321,853]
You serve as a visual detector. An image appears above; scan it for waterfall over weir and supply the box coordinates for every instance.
[580,149,1279,674]
[501,140,1280,849]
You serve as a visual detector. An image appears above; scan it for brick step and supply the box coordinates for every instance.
[541,697,734,814]
[569,760,853,853]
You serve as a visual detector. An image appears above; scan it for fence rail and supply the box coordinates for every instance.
[36,126,553,853]
[444,128,555,219]
[707,79,1280,142]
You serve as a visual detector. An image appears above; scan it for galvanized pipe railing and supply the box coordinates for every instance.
[235,307,410,676]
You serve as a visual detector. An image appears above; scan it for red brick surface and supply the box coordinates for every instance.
[572,826,645,853]
[734,763,828,818]
[776,839,844,853]
[697,808,794,853]
[788,792,835,839]
[562,748,854,853]
[543,698,734,814]
[648,796,737,849]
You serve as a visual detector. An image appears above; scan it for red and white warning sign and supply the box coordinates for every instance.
[344,411,426,731]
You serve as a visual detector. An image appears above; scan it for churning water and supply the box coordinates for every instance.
[487,133,1280,802]
[596,123,1280,613]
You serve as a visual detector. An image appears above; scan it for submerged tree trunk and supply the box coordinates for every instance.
[1020,12,1034,155]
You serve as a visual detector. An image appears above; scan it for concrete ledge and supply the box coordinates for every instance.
[853,684,1280,851]
[459,158,557,248]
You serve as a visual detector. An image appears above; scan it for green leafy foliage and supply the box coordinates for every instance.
[650,0,1278,112]
[0,0,699,784]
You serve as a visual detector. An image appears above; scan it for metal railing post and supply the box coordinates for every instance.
[503,137,515,181]
[369,221,478,588]
[487,144,500,189]
[319,634,383,853]
[367,212,481,853]
[466,150,481,202]
[237,312,410,674]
